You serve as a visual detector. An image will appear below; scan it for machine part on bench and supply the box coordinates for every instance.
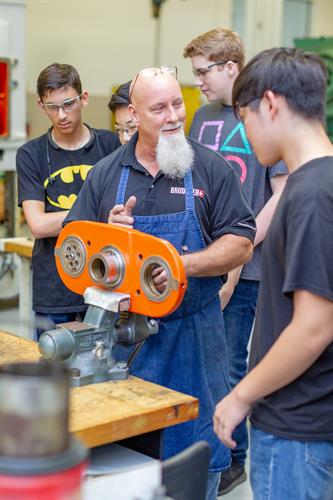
[115,312,158,345]
[42,221,187,386]
[0,362,69,457]
[83,287,130,314]
[89,245,125,289]
[140,255,178,302]
[39,297,158,387]
[57,235,86,277]
[55,221,187,318]
[125,340,145,369]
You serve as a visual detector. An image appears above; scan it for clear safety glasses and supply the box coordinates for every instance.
[129,65,177,102]
[42,93,83,115]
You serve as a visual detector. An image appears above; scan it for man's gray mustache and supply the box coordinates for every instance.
[160,124,183,132]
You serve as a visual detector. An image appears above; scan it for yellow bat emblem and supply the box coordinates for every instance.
[44,164,93,209]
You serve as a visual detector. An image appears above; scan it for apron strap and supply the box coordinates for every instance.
[116,166,130,205]
[184,170,195,211]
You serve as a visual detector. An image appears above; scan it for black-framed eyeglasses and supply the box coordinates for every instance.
[129,65,177,103]
[42,93,83,114]
[192,61,236,78]
[235,97,262,121]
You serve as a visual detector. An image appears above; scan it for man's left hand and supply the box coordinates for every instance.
[213,390,250,449]
[151,265,168,293]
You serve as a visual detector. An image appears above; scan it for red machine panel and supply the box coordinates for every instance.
[0,59,10,138]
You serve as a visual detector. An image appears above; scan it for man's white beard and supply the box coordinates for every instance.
[156,127,194,179]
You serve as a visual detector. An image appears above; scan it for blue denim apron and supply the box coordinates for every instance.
[114,166,231,472]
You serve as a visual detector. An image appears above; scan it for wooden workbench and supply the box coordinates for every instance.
[0,236,34,258]
[0,237,34,339]
[0,331,199,449]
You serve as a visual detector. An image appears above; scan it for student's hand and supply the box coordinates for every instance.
[219,284,235,310]
[219,266,242,310]
[213,390,250,449]
[108,196,137,227]
[151,265,168,293]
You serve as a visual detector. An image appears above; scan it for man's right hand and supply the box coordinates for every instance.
[108,196,137,227]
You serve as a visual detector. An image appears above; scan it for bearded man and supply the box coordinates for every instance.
[65,67,256,500]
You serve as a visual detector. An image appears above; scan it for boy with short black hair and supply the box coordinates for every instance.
[16,63,120,337]
[108,81,137,144]
[183,28,287,495]
[214,47,333,500]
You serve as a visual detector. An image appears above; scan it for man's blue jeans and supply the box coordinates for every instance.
[250,426,333,500]
[223,278,259,465]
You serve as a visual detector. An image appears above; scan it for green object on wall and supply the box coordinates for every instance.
[295,37,333,142]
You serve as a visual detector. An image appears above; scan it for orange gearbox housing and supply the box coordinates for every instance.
[55,221,187,317]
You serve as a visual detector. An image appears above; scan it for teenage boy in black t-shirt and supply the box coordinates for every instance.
[16,63,120,337]
[183,30,288,495]
[214,47,333,500]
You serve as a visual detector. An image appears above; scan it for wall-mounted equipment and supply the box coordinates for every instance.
[0,1,26,238]
[0,59,10,138]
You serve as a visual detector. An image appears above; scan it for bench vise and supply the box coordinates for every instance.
[39,221,187,387]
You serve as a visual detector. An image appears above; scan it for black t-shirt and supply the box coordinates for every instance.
[65,134,256,246]
[16,127,121,313]
[249,156,333,440]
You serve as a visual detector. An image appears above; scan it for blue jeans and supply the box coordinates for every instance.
[250,426,333,500]
[35,312,85,340]
[206,471,220,500]
[223,279,259,465]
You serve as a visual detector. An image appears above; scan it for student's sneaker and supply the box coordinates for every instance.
[218,462,247,496]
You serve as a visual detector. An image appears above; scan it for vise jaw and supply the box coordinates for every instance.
[38,287,158,387]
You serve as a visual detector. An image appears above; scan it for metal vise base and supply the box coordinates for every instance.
[38,303,158,387]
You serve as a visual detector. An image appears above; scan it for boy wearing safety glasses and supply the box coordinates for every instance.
[16,63,120,338]
[108,81,137,145]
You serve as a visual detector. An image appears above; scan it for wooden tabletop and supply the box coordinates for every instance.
[0,331,199,448]
[0,237,34,258]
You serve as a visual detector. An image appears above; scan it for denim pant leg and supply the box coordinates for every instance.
[223,279,259,465]
[206,471,220,500]
[250,425,333,500]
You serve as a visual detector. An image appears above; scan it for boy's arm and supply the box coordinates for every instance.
[22,200,69,239]
[219,174,287,309]
[254,174,287,246]
[214,289,333,448]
